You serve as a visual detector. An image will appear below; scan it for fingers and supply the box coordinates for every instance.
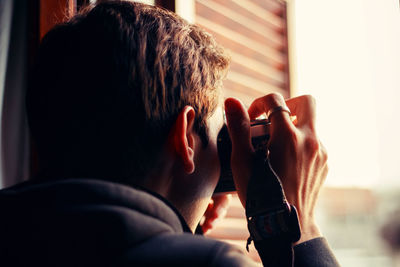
[224,98,253,205]
[248,93,317,135]
[224,94,319,210]
[204,194,231,221]
[285,95,317,131]
[202,194,232,234]
[212,193,232,212]
[248,93,296,143]
[224,98,252,155]
[248,93,289,122]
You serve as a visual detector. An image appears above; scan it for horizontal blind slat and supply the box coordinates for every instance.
[222,79,288,107]
[212,0,284,32]
[196,0,284,49]
[229,62,284,87]
[230,0,284,29]
[196,16,286,66]
[258,0,285,17]
[229,50,285,84]
[227,70,285,94]
[196,26,285,70]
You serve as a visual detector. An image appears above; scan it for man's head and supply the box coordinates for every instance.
[27,1,229,188]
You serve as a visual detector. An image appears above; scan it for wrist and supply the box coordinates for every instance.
[295,218,321,245]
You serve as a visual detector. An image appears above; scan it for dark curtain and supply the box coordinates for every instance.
[0,0,30,188]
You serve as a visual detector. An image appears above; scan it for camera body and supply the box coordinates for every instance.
[214,119,270,193]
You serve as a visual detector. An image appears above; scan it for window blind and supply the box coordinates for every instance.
[195,0,291,263]
[195,0,290,107]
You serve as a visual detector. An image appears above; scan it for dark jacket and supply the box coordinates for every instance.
[0,178,339,266]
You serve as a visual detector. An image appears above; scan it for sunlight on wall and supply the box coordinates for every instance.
[294,0,400,188]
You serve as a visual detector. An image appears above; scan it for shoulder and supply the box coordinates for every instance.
[115,233,260,267]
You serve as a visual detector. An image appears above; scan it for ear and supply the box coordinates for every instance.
[169,106,196,174]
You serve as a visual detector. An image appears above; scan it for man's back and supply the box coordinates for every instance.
[0,179,255,267]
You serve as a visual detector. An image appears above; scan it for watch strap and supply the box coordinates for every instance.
[245,150,301,267]
[245,150,287,218]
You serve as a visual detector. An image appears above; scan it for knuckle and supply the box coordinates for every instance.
[303,94,316,105]
[303,135,320,155]
[266,92,284,100]
[262,92,285,106]
[299,95,316,110]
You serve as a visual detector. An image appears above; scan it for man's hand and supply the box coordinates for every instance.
[224,93,328,244]
[201,194,231,234]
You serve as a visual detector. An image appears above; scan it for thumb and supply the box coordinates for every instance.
[224,98,253,206]
[225,98,252,151]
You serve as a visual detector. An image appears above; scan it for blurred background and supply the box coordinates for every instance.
[0,0,399,266]
[294,0,400,266]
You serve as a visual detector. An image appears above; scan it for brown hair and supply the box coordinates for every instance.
[27,1,230,183]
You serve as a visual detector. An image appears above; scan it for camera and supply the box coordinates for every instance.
[214,119,270,193]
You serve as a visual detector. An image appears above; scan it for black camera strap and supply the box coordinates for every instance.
[245,150,301,267]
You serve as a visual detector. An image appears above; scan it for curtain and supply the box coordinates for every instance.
[0,0,30,189]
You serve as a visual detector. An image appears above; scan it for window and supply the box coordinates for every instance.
[294,1,400,266]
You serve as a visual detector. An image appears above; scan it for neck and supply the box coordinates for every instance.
[142,174,207,233]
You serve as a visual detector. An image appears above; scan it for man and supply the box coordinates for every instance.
[0,1,338,266]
